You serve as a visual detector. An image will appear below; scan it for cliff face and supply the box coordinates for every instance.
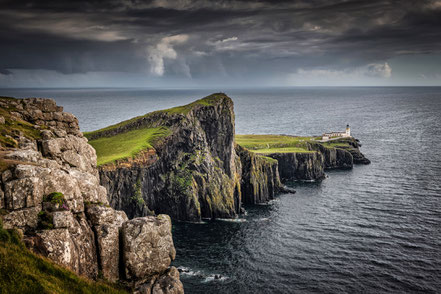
[0,97,183,293]
[93,94,283,222]
[235,144,282,204]
[267,152,325,182]
[96,95,241,222]
[308,138,370,169]
[251,138,369,182]
[308,143,353,170]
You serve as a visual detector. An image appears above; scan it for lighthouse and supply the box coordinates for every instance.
[345,124,351,137]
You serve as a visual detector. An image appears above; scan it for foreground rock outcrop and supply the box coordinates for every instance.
[0,97,183,293]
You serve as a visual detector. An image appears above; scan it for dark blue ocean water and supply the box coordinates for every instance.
[1,87,441,293]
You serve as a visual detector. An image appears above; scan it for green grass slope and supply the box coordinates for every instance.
[0,220,128,294]
[88,126,171,166]
[235,134,318,154]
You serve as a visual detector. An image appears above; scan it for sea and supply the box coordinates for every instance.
[1,87,440,293]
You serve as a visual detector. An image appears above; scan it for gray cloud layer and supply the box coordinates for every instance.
[1,0,441,86]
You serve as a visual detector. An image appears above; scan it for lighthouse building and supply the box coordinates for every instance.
[322,124,351,141]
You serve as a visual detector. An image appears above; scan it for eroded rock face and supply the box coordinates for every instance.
[86,204,128,282]
[236,144,282,204]
[122,215,176,281]
[0,97,184,292]
[98,94,282,222]
[151,267,184,294]
[268,152,326,182]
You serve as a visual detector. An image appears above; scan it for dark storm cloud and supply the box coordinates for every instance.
[1,0,441,81]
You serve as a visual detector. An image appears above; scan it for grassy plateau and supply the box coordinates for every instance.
[87,126,171,166]
[235,134,318,154]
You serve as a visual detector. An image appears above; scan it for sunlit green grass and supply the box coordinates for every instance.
[0,220,128,294]
[235,134,317,154]
[88,127,171,166]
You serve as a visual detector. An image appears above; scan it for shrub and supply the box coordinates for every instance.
[43,192,69,211]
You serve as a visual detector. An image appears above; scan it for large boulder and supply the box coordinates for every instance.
[121,215,176,281]
[86,204,128,282]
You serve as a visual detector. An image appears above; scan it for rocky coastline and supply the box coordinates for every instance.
[0,93,370,293]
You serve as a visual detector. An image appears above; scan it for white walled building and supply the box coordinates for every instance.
[322,124,351,141]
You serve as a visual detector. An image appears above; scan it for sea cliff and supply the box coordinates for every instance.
[236,135,370,182]
[88,94,283,222]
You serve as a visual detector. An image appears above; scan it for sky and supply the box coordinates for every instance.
[1,0,441,88]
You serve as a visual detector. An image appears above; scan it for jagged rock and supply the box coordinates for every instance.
[152,267,184,294]
[34,228,77,268]
[2,206,41,231]
[86,204,128,282]
[52,211,75,228]
[0,115,5,124]
[309,143,353,170]
[134,277,157,294]
[236,144,282,204]
[122,215,176,281]
[4,177,44,209]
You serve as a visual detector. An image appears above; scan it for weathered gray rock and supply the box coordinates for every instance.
[152,267,184,294]
[122,215,176,280]
[4,177,44,209]
[85,204,128,282]
[31,213,98,278]
[95,224,121,282]
[2,206,41,230]
[52,211,75,228]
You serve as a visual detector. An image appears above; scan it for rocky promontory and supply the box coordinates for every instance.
[0,97,183,293]
[236,134,370,182]
[88,94,284,222]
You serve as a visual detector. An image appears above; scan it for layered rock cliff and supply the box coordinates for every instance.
[235,144,282,204]
[90,94,283,222]
[0,97,183,293]
[266,152,326,182]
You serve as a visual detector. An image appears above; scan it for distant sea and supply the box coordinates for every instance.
[2,87,441,293]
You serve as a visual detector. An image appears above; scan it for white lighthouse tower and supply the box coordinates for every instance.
[345,124,351,137]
